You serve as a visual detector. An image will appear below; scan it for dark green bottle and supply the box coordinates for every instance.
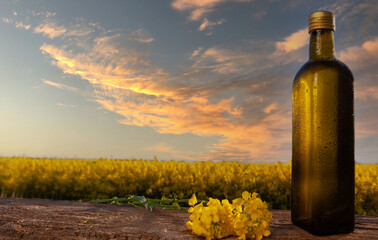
[292,11,355,235]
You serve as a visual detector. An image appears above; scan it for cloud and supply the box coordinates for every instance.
[171,0,248,35]
[42,79,79,93]
[319,0,377,34]
[32,11,56,18]
[6,10,306,162]
[191,47,263,75]
[7,11,305,162]
[171,0,251,21]
[128,28,155,43]
[4,3,378,163]
[56,102,76,108]
[203,107,292,162]
[146,143,174,152]
[38,23,295,161]
[33,15,96,39]
[339,37,378,103]
[34,22,67,39]
[171,0,224,21]
[263,102,277,114]
[356,116,378,139]
[65,22,96,38]
[318,0,353,16]
[275,28,308,53]
[15,21,30,30]
[189,47,204,59]
[136,38,155,43]
[355,87,378,101]
[270,28,308,65]
[2,17,12,23]
[339,37,378,71]
[145,143,182,155]
[198,18,225,32]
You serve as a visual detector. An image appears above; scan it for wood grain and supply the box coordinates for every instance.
[0,198,377,239]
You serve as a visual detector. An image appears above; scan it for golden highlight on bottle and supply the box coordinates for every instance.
[292,11,354,236]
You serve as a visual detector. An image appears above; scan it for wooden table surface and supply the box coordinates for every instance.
[0,198,377,239]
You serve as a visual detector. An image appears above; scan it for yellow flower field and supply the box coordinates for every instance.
[0,157,376,214]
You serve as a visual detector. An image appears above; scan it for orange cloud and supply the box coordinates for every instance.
[339,37,378,104]
[171,0,251,21]
[263,102,277,114]
[204,109,291,162]
[95,93,291,162]
[15,21,30,30]
[190,47,204,59]
[356,118,378,139]
[42,79,79,93]
[355,86,378,101]
[128,28,155,43]
[275,28,308,53]
[145,143,181,154]
[339,37,378,71]
[37,19,294,162]
[171,0,225,21]
[198,18,225,32]
[34,22,67,39]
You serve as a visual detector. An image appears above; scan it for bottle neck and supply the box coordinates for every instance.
[309,29,335,60]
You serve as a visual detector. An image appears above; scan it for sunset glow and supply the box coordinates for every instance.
[0,0,377,163]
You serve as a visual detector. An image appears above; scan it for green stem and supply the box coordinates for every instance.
[89,195,207,211]
[90,196,207,204]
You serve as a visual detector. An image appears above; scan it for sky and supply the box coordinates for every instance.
[0,0,377,163]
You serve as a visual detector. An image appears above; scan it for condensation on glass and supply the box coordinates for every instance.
[291,11,355,236]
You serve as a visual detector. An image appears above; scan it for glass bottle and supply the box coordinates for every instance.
[291,11,355,235]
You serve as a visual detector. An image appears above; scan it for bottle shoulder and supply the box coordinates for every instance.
[293,58,354,84]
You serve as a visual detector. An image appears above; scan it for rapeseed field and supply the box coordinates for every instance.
[0,157,376,214]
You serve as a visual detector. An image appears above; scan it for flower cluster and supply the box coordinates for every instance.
[186,194,235,240]
[187,191,272,240]
[232,191,272,240]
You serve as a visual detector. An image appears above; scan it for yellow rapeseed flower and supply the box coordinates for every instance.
[1,158,374,215]
[242,191,250,201]
[189,194,197,206]
[187,191,272,240]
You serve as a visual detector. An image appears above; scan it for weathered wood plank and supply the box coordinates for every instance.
[0,198,376,239]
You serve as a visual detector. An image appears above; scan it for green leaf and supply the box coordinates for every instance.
[129,195,152,211]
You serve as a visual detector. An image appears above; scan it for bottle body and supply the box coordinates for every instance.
[292,58,355,235]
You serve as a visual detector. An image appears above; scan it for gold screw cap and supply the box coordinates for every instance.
[308,11,335,33]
